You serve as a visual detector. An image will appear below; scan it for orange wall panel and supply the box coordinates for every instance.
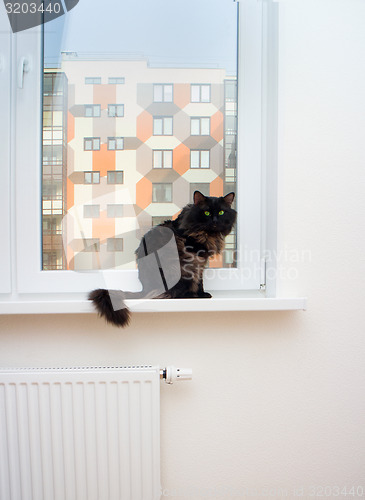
[136,111,153,143]
[66,177,74,211]
[136,177,152,210]
[92,211,115,244]
[94,84,116,110]
[93,144,115,177]
[210,176,224,197]
[67,111,75,143]
[173,143,190,176]
[174,83,191,109]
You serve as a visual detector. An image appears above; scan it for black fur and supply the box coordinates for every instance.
[89,192,236,327]
[88,289,131,327]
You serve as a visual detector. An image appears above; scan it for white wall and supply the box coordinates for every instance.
[1,0,365,497]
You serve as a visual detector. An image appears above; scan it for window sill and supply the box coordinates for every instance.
[0,292,307,315]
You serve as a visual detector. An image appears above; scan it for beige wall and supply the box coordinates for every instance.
[1,0,365,497]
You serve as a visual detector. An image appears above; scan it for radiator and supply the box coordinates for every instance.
[0,365,191,500]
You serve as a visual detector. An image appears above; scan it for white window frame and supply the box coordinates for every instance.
[0,11,11,293]
[108,104,124,117]
[190,150,210,169]
[191,117,210,136]
[153,84,173,103]
[108,77,125,84]
[153,116,173,136]
[83,205,100,218]
[0,0,280,299]
[84,137,100,151]
[107,171,124,184]
[191,84,211,103]
[153,150,173,169]
[107,137,124,150]
[107,238,124,252]
[84,171,100,184]
[84,104,101,117]
[85,77,101,85]
[107,204,124,218]
[152,183,173,203]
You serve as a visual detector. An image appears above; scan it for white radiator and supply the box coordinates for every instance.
[0,365,191,500]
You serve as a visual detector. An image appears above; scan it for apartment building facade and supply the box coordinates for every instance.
[42,55,237,271]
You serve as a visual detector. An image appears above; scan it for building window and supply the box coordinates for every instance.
[83,238,100,252]
[107,238,124,251]
[83,205,100,218]
[153,150,173,169]
[191,84,211,103]
[107,137,124,150]
[108,77,125,84]
[189,183,210,200]
[85,77,101,85]
[191,117,210,136]
[190,150,210,169]
[107,204,124,218]
[225,114,237,135]
[153,84,173,102]
[152,183,172,203]
[152,216,169,227]
[84,105,101,117]
[107,171,124,184]
[84,138,100,151]
[153,117,173,136]
[108,104,124,117]
[84,172,100,184]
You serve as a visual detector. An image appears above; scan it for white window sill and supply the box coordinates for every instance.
[0,292,307,315]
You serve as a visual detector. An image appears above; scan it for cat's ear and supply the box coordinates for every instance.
[223,192,235,206]
[194,191,206,205]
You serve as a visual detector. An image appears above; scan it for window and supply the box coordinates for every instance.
[83,239,100,252]
[153,117,173,136]
[107,205,124,218]
[108,104,124,117]
[84,172,100,184]
[107,171,124,184]
[152,216,169,227]
[107,238,124,251]
[191,84,211,103]
[108,77,125,84]
[84,138,100,151]
[85,105,101,117]
[190,150,210,169]
[152,183,172,203]
[84,205,100,218]
[107,137,124,150]
[191,117,210,136]
[1,0,279,301]
[153,150,173,169]
[85,77,101,85]
[189,183,210,199]
[153,84,173,102]
[225,115,237,135]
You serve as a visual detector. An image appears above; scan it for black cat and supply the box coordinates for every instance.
[89,191,237,327]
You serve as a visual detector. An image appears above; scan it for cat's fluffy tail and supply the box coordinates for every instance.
[88,289,131,327]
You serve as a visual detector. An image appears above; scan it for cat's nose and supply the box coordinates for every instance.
[212,216,218,223]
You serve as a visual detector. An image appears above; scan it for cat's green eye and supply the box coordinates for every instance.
[204,211,210,216]
[219,210,225,215]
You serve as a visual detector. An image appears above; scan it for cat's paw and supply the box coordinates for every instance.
[199,292,212,298]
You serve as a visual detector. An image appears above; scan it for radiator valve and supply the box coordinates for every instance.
[161,366,192,384]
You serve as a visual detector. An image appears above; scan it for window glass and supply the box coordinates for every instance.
[42,0,237,271]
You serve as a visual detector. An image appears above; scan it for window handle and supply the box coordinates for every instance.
[18,57,31,89]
